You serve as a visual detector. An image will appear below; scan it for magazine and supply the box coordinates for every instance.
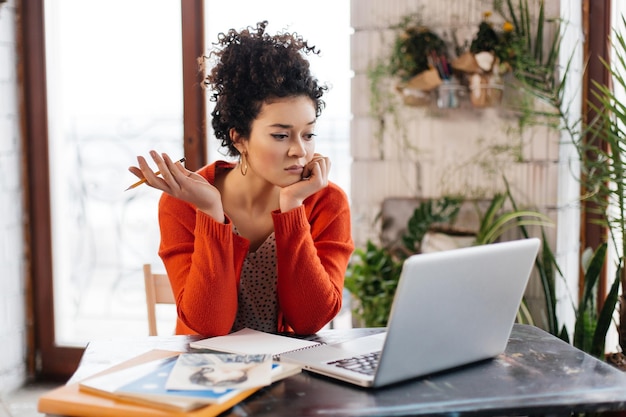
[165,353,273,390]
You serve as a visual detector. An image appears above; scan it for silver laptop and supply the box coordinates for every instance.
[280,238,540,388]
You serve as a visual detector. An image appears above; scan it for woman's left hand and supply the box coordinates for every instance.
[279,154,330,212]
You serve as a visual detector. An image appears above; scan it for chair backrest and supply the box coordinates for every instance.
[143,264,175,336]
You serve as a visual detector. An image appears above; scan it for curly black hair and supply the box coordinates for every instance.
[202,21,327,157]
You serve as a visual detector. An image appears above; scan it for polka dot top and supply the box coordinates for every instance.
[231,228,278,333]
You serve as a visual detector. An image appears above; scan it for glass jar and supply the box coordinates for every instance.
[436,78,466,109]
[469,73,504,108]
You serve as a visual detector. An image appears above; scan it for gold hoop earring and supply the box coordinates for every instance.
[240,152,248,176]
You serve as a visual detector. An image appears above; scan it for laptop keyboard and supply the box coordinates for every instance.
[327,351,381,376]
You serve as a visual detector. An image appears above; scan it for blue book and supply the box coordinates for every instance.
[119,357,241,403]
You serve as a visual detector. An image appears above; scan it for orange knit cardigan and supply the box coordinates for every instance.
[158,161,354,336]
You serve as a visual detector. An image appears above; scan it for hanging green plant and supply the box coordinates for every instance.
[390,23,451,107]
[466,12,518,74]
[390,25,449,82]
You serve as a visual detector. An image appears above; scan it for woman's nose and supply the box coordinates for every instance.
[289,137,306,156]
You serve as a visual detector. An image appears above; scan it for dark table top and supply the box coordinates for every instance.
[69,324,626,416]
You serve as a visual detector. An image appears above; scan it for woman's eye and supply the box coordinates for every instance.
[304,133,317,141]
[271,134,288,140]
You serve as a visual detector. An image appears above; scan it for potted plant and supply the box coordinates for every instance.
[344,240,403,328]
[452,11,514,107]
[387,15,452,106]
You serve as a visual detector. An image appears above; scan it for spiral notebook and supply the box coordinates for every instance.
[280,238,541,388]
[189,327,321,358]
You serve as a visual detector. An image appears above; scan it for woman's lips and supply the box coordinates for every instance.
[285,165,304,175]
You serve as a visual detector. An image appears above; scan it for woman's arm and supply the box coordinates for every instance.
[158,193,250,336]
[273,184,354,334]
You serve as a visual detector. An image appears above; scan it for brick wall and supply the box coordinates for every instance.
[0,0,28,394]
[350,0,581,333]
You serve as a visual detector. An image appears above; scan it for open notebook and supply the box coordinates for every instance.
[280,238,540,388]
[190,327,321,358]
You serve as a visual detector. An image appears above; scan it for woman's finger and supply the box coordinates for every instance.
[163,153,196,190]
[138,155,162,183]
[128,165,143,179]
[150,151,175,185]
[128,151,193,193]
[172,158,197,181]
[302,155,328,180]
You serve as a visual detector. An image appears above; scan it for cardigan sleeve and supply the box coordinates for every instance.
[157,192,250,336]
[272,183,354,335]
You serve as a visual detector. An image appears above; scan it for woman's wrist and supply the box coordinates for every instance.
[198,203,226,223]
[279,192,303,213]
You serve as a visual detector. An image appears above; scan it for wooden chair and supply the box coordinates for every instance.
[143,264,175,336]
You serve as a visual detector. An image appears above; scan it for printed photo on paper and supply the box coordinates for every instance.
[165,353,272,390]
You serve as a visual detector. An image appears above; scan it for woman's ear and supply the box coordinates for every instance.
[230,129,247,153]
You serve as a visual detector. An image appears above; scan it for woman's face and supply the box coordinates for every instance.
[200,367,246,385]
[244,95,317,187]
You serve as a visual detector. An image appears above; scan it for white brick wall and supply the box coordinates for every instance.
[350,0,561,241]
[350,0,579,331]
[0,0,28,394]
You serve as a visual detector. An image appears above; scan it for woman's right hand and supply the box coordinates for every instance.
[128,151,225,222]
[279,154,330,212]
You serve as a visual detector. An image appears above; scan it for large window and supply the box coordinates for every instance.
[44,0,184,347]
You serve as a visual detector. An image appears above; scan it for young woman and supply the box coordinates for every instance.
[129,21,353,336]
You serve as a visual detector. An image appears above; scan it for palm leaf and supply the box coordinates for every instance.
[502,176,561,335]
[573,243,607,352]
[591,265,621,358]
